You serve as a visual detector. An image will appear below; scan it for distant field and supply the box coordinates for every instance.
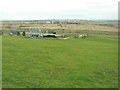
[2,36,118,88]
[2,22,118,38]
[38,24,117,31]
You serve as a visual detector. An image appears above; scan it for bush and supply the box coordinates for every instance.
[22,31,26,36]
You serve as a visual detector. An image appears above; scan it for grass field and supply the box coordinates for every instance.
[2,36,118,88]
[0,36,2,89]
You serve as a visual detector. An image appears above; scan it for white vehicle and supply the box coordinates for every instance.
[30,30,41,37]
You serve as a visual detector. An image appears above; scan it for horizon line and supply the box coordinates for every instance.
[0,19,118,21]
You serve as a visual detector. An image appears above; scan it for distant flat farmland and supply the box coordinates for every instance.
[37,24,117,32]
[24,23,117,37]
[2,22,117,38]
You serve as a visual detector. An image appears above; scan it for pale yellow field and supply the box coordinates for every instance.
[35,24,117,32]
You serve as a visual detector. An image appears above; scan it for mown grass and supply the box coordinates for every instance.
[0,36,2,89]
[2,36,118,88]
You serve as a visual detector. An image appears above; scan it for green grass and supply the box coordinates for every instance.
[2,36,118,88]
[0,36,2,89]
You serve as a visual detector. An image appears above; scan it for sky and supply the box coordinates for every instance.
[0,0,119,20]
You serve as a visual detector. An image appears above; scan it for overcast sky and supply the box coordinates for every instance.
[0,0,119,20]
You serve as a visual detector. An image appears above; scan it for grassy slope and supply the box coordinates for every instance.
[2,36,118,88]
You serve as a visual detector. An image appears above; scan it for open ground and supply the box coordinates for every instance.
[1,20,118,88]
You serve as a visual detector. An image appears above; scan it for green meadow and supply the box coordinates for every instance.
[0,36,2,89]
[2,36,118,88]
